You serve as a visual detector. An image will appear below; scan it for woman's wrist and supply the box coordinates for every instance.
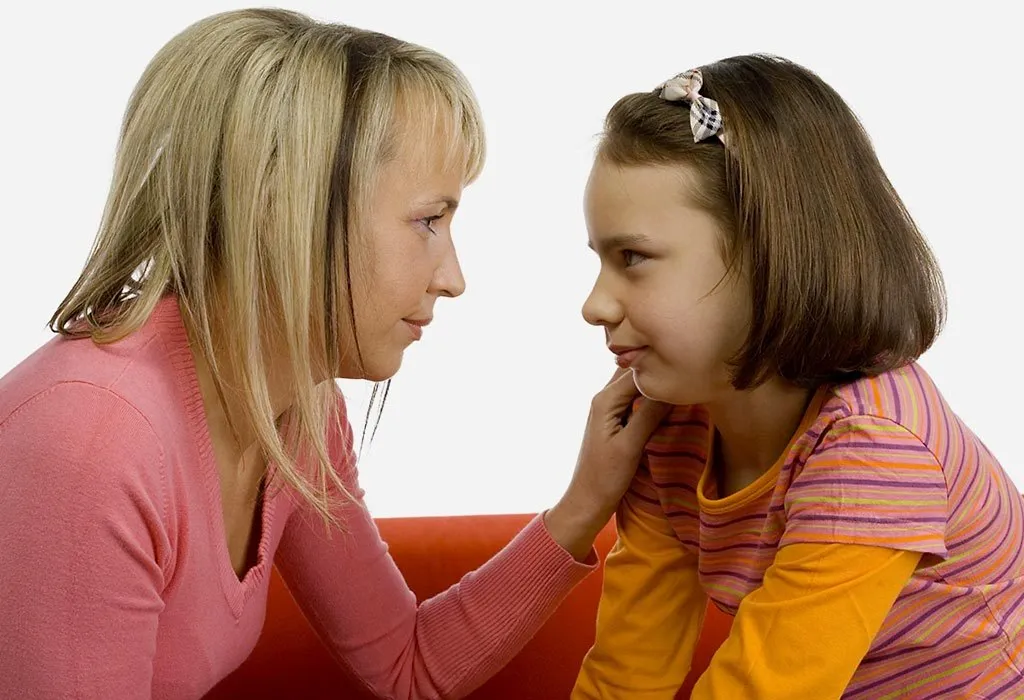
[543,488,615,562]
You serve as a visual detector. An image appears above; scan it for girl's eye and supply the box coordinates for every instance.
[418,215,443,236]
[622,250,648,267]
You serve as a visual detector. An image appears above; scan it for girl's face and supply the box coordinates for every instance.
[582,159,750,406]
[339,134,468,381]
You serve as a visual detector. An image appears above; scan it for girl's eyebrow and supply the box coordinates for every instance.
[587,232,653,254]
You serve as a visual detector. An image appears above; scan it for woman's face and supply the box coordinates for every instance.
[338,131,468,381]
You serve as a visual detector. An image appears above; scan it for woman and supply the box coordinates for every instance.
[0,9,667,699]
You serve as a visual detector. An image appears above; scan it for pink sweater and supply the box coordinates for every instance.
[0,297,595,699]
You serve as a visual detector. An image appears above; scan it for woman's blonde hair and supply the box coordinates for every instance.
[50,8,485,524]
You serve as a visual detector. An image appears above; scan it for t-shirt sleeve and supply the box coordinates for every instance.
[781,414,949,557]
[690,542,921,699]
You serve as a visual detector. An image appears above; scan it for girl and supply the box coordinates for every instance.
[573,55,1023,699]
[0,9,668,699]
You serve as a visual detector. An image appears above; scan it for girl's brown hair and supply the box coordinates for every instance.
[599,54,945,390]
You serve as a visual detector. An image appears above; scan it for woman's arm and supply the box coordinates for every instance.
[572,484,707,699]
[275,376,668,699]
[0,384,167,699]
[274,472,595,700]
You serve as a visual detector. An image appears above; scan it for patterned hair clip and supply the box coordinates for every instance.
[655,69,725,144]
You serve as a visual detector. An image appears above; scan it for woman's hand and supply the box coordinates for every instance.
[545,368,671,561]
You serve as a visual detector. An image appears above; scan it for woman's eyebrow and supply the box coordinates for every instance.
[417,196,460,211]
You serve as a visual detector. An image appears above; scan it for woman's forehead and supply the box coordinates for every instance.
[390,86,483,180]
[386,124,474,187]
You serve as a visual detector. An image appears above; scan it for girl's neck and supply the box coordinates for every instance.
[706,377,815,486]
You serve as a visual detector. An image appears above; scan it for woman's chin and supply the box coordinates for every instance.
[334,354,401,383]
[360,355,403,383]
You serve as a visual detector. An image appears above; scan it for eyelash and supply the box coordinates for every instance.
[418,215,443,236]
[622,250,649,267]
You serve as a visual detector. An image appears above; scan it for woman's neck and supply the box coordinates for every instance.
[181,294,296,453]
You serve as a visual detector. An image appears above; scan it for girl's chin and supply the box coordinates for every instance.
[633,368,712,407]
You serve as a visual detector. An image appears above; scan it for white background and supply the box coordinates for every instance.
[1,1,1020,517]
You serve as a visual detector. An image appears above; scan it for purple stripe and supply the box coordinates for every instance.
[868,602,993,665]
[992,501,1024,583]
[699,541,764,554]
[793,513,948,525]
[662,418,709,428]
[651,480,697,493]
[698,569,764,585]
[997,588,1024,629]
[851,378,864,406]
[945,480,1003,579]
[849,610,994,696]
[948,498,1001,549]
[792,477,945,490]
[955,414,969,475]
[627,490,661,507]
[920,676,976,699]
[941,399,952,465]
[699,513,767,529]
[950,450,982,520]
[988,663,1024,697]
[815,440,932,454]
[646,449,705,461]
[886,371,902,423]
[869,589,973,653]
[664,509,699,519]
[910,364,932,444]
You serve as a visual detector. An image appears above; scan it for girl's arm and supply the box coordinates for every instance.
[572,479,706,699]
[691,542,919,698]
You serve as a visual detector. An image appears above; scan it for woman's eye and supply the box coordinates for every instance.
[418,215,443,236]
[622,250,648,267]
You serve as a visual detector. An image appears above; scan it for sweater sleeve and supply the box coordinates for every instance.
[572,472,706,699]
[691,542,920,698]
[274,400,597,700]
[0,382,169,700]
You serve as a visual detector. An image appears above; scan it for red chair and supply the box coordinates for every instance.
[206,514,731,698]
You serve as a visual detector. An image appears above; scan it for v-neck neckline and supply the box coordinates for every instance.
[153,295,276,618]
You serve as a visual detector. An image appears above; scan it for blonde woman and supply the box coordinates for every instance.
[0,9,667,699]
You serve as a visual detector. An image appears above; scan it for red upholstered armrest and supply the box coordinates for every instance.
[206,514,731,699]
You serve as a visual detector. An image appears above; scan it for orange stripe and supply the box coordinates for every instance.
[869,375,883,411]
[968,632,1024,690]
[804,459,941,472]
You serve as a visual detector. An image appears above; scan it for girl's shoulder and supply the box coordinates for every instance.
[811,362,958,465]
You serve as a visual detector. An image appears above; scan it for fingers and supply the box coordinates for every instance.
[622,396,672,442]
[604,368,639,397]
[603,366,631,388]
[594,370,640,416]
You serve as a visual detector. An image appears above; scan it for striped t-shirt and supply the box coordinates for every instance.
[630,362,1024,698]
